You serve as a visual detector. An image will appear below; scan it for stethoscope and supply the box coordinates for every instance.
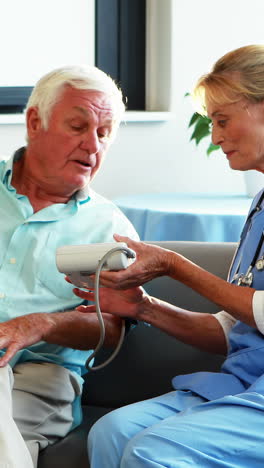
[230,190,264,287]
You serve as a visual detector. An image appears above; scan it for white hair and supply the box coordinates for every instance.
[25,65,125,131]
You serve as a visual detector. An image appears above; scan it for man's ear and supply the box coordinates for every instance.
[26,107,42,139]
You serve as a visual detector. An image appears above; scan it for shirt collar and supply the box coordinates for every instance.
[1,147,23,187]
[1,147,91,204]
[75,183,91,204]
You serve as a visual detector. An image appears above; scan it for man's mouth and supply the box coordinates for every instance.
[74,160,92,168]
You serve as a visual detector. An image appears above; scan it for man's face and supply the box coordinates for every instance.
[26,86,117,197]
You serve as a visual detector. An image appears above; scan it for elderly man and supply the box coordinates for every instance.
[0,65,138,467]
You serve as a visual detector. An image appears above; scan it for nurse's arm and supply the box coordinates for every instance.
[136,296,228,355]
[74,287,228,355]
[166,251,255,328]
[96,237,255,329]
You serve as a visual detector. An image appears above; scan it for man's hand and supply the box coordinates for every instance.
[74,285,147,320]
[0,313,53,367]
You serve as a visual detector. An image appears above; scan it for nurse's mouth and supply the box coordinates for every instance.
[225,151,236,159]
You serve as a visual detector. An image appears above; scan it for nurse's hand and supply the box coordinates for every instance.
[96,234,172,289]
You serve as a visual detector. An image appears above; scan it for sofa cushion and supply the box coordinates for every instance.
[38,406,112,468]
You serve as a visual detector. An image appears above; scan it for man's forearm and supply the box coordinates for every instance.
[44,310,122,349]
[0,310,123,367]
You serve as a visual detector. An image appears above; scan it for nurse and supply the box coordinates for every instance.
[76,44,264,467]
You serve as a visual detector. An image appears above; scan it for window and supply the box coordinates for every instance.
[0,87,32,114]
[0,0,94,114]
[0,0,172,116]
[0,0,146,114]
[95,0,146,110]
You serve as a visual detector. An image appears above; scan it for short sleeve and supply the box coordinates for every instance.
[213,311,237,349]
[252,290,264,335]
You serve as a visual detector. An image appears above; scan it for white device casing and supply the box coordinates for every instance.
[56,242,135,289]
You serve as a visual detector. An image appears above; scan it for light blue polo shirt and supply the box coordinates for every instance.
[0,149,138,425]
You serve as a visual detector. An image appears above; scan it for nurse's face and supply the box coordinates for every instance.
[207,98,264,172]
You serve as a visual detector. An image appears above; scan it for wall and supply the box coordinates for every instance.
[0,0,264,200]
[0,0,94,86]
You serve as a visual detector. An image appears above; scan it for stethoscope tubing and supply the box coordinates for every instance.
[228,190,264,285]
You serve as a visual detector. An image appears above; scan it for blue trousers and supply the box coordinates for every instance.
[88,389,264,467]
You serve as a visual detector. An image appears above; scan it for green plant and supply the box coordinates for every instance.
[186,93,220,156]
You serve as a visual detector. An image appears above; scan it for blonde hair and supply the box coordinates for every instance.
[192,45,264,115]
[26,65,125,132]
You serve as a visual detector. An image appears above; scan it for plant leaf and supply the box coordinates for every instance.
[186,95,219,156]
[206,143,220,156]
[188,112,200,127]
[190,117,211,145]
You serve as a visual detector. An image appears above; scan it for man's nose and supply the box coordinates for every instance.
[79,131,100,154]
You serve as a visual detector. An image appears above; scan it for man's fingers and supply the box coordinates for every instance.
[75,305,96,313]
[73,288,95,300]
[0,343,19,367]
[113,233,129,243]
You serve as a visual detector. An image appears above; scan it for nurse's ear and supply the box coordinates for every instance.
[258,99,264,116]
[246,99,264,124]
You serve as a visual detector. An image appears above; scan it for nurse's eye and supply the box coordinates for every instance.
[218,119,227,128]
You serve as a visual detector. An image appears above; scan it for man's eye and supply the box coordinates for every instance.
[71,125,83,131]
[218,120,227,127]
[98,133,109,140]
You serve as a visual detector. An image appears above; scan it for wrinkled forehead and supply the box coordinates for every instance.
[72,104,114,120]
[52,86,117,120]
[52,87,120,126]
[63,86,116,108]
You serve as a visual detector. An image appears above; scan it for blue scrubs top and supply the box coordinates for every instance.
[173,190,264,400]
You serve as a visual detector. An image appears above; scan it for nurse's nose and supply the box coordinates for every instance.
[211,125,224,146]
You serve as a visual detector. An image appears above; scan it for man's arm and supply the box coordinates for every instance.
[0,310,122,367]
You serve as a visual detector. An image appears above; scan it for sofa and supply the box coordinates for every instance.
[38,240,237,468]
